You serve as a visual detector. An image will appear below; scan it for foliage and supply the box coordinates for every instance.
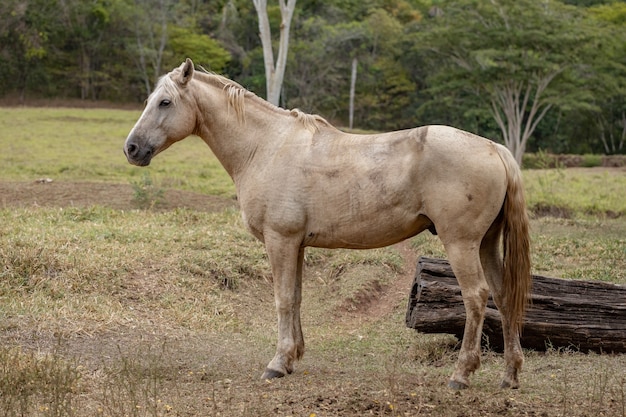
[584,2,626,154]
[0,0,624,155]
[0,0,231,101]
[166,26,230,73]
[408,0,612,162]
[581,153,603,167]
[522,150,564,170]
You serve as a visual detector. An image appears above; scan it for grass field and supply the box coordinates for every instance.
[0,107,625,416]
[0,107,236,197]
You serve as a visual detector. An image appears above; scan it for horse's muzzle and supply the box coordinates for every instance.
[124,141,154,166]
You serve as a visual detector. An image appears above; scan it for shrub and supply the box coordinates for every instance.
[522,150,561,169]
[130,172,165,209]
[581,154,602,167]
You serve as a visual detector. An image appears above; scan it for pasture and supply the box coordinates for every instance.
[0,107,625,416]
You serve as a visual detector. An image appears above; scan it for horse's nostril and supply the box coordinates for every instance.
[126,143,138,157]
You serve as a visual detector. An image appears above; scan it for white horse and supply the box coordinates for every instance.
[124,59,532,389]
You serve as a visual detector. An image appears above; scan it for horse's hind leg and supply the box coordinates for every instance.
[444,240,490,390]
[480,219,524,388]
[261,234,305,379]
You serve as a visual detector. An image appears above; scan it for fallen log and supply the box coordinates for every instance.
[406,257,626,353]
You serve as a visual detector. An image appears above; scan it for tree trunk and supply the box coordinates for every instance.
[406,257,626,353]
[489,73,558,165]
[349,57,357,130]
[153,0,168,86]
[252,0,296,106]
[134,22,152,96]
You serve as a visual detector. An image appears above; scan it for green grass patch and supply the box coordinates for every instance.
[0,107,235,197]
[530,217,626,283]
[524,168,626,218]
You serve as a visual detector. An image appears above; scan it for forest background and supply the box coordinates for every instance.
[1,0,625,156]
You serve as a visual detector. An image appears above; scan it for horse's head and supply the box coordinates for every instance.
[124,59,197,166]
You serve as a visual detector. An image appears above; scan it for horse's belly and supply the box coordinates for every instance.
[303,210,431,249]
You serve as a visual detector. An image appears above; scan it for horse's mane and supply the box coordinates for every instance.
[190,67,333,133]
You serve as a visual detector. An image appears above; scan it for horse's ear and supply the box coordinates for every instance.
[179,58,194,85]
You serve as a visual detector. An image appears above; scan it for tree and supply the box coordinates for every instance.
[587,2,626,154]
[58,0,118,100]
[166,26,231,73]
[252,0,296,106]
[412,0,604,163]
[284,17,367,120]
[130,0,169,96]
[0,0,61,100]
[355,8,417,130]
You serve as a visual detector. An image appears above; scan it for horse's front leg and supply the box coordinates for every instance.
[261,234,305,379]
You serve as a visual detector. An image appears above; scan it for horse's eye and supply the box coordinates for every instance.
[159,99,171,107]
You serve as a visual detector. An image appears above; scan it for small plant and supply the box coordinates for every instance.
[538,149,562,170]
[523,149,557,169]
[0,341,82,417]
[581,154,602,167]
[130,173,165,209]
[98,342,170,417]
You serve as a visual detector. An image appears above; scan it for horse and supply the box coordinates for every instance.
[124,59,532,390]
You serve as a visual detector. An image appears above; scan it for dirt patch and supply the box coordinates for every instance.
[530,202,624,219]
[0,181,236,212]
[338,279,385,313]
[339,241,418,320]
[530,203,574,219]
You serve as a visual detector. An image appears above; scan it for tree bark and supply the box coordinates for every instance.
[406,257,626,353]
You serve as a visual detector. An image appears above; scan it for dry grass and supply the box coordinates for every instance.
[1,204,624,416]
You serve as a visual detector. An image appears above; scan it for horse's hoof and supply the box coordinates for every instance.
[448,380,469,390]
[261,368,286,380]
[500,379,519,389]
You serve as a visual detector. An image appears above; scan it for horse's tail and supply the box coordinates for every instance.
[495,144,532,333]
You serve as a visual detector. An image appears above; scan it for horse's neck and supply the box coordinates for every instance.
[191,78,288,182]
